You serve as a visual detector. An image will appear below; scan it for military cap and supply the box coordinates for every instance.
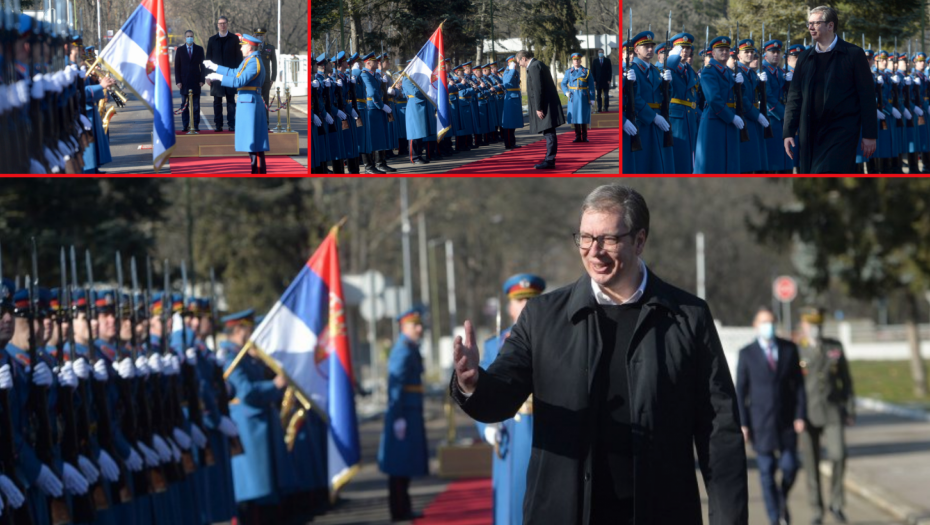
[460,61,473,69]
[507,55,516,63]
[671,33,694,48]
[361,52,376,61]
[864,49,875,59]
[654,42,666,55]
[347,52,360,64]
[314,52,328,65]
[502,274,546,300]
[481,63,491,70]
[632,31,655,48]
[710,36,732,49]
[253,27,268,35]
[738,39,755,52]
[94,289,116,312]
[396,305,426,325]
[570,52,583,60]
[70,34,83,47]
[331,51,346,63]
[800,306,825,325]
[787,44,804,56]
[915,52,927,62]
[12,287,51,317]
[50,288,62,312]
[85,45,95,55]
[763,39,782,52]
[220,309,255,327]
[0,278,14,310]
[70,289,90,310]
[18,13,34,36]
[622,40,630,50]
[239,34,262,46]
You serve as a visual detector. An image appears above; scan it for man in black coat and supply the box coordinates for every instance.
[175,30,205,132]
[204,16,241,132]
[452,184,749,525]
[783,5,877,173]
[516,49,566,169]
[736,307,806,525]
[591,47,613,113]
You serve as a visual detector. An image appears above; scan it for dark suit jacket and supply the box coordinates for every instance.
[592,56,613,88]
[783,37,878,173]
[736,337,806,455]
[206,32,242,97]
[525,58,566,134]
[174,44,205,91]
[452,272,748,525]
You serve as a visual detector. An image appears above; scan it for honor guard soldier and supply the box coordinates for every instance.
[379,307,429,522]
[654,42,667,70]
[324,52,353,174]
[403,58,438,164]
[761,39,792,173]
[877,50,901,173]
[663,33,700,173]
[797,307,855,525]
[489,61,506,139]
[252,28,277,129]
[887,50,906,172]
[622,42,638,173]
[912,52,930,166]
[736,39,770,173]
[905,52,928,173]
[482,63,501,143]
[444,58,463,155]
[856,49,881,173]
[358,52,394,173]
[561,52,595,143]
[628,30,675,173]
[785,43,803,170]
[393,60,411,158]
[501,55,524,150]
[376,53,400,162]
[311,54,334,174]
[475,274,545,525]
[452,64,476,151]
[694,35,742,173]
[896,52,919,172]
[335,52,361,173]
[463,62,489,147]
[82,43,116,173]
[204,34,271,174]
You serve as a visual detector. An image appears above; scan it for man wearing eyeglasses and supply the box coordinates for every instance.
[206,16,242,132]
[450,184,749,525]
[783,5,877,173]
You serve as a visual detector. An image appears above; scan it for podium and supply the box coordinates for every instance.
[590,110,619,129]
[170,130,300,158]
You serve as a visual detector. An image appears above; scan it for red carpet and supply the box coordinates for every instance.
[414,478,492,525]
[445,128,619,174]
[168,155,306,174]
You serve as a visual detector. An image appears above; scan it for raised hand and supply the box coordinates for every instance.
[453,320,480,394]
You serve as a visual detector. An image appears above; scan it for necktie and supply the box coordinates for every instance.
[766,343,776,371]
[188,46,192,58]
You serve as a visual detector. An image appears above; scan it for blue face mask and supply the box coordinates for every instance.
[186,37,193,45]
[599,52,605,58]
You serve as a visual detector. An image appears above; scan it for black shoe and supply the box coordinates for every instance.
[419,156,430,164]
[228,127,235,132]
[391,511,424,522]
[215,126,223,132]
[412,157,426,165]
[182,127,189,132]
[534,161,555,169]
[367,164,387,174]
[572,137,582,142]
[829,507,847,523]
[378,163,398,173]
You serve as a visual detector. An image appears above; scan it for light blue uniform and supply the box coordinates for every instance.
[377,334,428,478]
[736,60,768,172]
[561,66,595,124]
[403,76,437,141]
[694,54,741,173]
[82,84,112,173]
[762,58,792,171]
[622,60,638,174]
[501,65,524,129]
[453,74,475,136]
[630,55,676,173]
[359,68,391,152]
[216,50,270,153]
[665,53,700,173]
[913,65,930,152]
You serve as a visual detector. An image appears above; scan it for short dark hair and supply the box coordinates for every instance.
[515,50,534,61]
[185,30,193,36]
[218,16,228,24]
[581,184,650,238]
[810,6,838,33]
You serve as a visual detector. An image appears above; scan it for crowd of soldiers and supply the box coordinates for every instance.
[622,23,930,174]
[0,10,121,174]
[0,244,329,525]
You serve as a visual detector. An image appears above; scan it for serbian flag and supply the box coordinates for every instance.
[97,0,175,171]
[397,23,452,140]
[249,225,361,495]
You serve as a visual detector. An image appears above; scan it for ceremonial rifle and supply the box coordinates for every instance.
[894,37,903,128]
[904,40,913,128]
[180,260,214,467]
[873,37,887,131]
[209,268,243,456]
[759,22,773,139]
[734,22,750,142]
[162,260,195,474]
[660,11,673,147]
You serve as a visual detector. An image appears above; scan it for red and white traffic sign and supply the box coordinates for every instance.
[772,276,797,303]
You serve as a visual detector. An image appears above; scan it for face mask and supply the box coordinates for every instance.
[599,52,605,58]
[808,326,821,342]
[186,37,193,45]
[757,322,775,341]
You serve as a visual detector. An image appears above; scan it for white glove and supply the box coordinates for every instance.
[116,358,134,379]
[76,455,99,484]
[324,113,334,125]
[732,115,745,129]
[169,355,182,375]
[383,104,392,114]
[312,114,322,127]
[151,435,173,463]
[916,106,925,117]
[335,79,343,86]
[134,356,149,376]
[184,347,198,365]
[892,107,902,119]
[662,69,672,82]
[136,442,159,468]
[652,114,670,132]
[904,108,913,120]
[336,110,347,120]
[147,353,162,373]
[892,75,900,84]
[877,74,884,85]
[786,72,794,81]
[906,76,913,85]
[72,357,90,379]
[509,62,516,70]
[173,427,192,450]
[381,76,388,84]
[32,362,52,387]
[349,76,356,83]
[393,418,407,440]
[35,465,63,497]
[97,450,119,482]
[93,360,109,382]
[123,447,143,472]
[916,76,923,85]
[759,71,768,82]
[168,439,181,462]
[387,87,395,95]
[0,365,12,390]
[311,80,319,88]
[218,416,239,438]
[0,474,25,508]
[323,79,332,87]
[483,426,498,445]
[351,109,359,119]
[57,362,78,388]
[877,109,885,120]
[735,72,744,84]
[205,73,222,82]
[627,69,636,82]
[62,462,89,495]
[623,119,638,136]
[190,424,208,449]
[202,60,218,71]
[757,114,770,128]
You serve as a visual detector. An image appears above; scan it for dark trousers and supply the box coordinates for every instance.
[800,423,847,517]
[756,448,799,525]
[180,85,201,130]
[249,152,267,174]
[213,92,236,129]
[543,127,557,162]
[596,85,609,111]
[388,475,412,519]
[261,82,272,125]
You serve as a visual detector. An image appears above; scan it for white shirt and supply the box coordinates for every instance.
[757,337,779,363]
[815,34,838,53]
[218,30,228,38]
[591,259,648,305]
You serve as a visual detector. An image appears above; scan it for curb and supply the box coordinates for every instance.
[856,397,930,422]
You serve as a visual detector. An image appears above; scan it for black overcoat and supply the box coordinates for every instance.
[525,58,566,134]
[783,38,878,173]
[451,272,749,525]
[206,32,243,97]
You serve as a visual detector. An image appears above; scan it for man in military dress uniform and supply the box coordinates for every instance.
[251,28,277,130]
[736,39,770,173]
[694,35,743,173]
[797,307,855,525]
[452,64,476,151]
[664,33,700,173]
[501,55,524,150]
[761,39,793,173]
[561,52,596,143]
[628,31,675,173]
[357,52,394,173]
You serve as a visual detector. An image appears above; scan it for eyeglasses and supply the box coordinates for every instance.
[572,231,636,250]
[807,21,827,28]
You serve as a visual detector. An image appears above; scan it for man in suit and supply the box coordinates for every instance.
[592,47,613,113]
[515,49,566,169]
[174,30,205,132]
[736,307,806,525]
[205,16,241,132]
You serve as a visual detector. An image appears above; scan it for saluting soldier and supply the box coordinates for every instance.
[501,55,524,150]
[561,52,596,143]
[252,28,277,129]
[628,30,675,173]
[694,35,742,173]
[203,34,271,174]
[663,34,699,173]
[797,307,855,525]
[736,39,770,173]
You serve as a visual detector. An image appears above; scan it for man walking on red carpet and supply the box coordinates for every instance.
[516,50,566,169]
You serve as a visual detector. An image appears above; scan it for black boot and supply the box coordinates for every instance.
[331,159,345,174]
[581,124,589,142]
[347,157,361,174]
[363,153,384,174]
[573,125,582,142]
[472,134,480,149]
[398,139,409,156]
[377,150,398,172]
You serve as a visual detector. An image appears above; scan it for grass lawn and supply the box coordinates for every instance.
[849,360,930,411]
